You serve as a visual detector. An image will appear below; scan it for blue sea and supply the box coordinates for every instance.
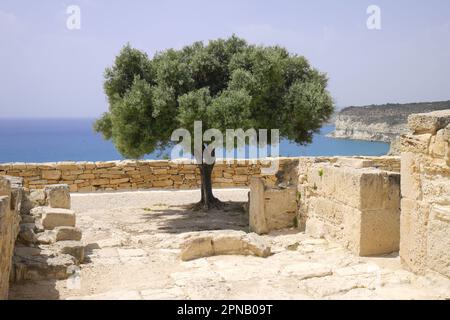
[0,119,389,163]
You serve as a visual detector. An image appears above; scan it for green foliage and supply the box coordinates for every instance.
[318,168,324,177]
[95,35,334,159]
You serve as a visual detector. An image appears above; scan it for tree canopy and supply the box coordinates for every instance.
[94,35,334,159]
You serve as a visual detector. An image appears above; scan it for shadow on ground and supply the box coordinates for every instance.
[139,201,249,234]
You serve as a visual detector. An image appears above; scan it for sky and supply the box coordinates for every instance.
[0,0,449,118]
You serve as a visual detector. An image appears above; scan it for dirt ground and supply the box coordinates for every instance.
[9,188,450,300]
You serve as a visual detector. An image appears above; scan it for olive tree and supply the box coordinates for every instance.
[94,35,333,210]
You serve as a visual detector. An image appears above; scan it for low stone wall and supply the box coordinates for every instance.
[0,156,400,193]
[0,160,271,192]
[297,157,401,256]
[400,110,450,278]
[0,177,21,299]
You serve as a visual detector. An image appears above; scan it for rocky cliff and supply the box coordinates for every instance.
[330,101,450,143]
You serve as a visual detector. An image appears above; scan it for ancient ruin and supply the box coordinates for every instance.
[1,110,449,300]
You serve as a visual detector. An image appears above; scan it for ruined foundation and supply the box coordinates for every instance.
[399,110,450,278]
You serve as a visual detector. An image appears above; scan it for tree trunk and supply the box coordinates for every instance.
[195,162,222,210]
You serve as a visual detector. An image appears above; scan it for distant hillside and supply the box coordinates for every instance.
[330,100,450,142]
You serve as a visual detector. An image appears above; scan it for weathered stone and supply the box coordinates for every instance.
[249,178,267,234]
[0,177,11,197]
[36,230,57,244]
[13,252,76,281]
[408,110,450,134]
[40,208,76,230]
[41,170,62,180]
[280,262,332,280]
[55,226,82,241]
[180,236,214,261]
[58,241,85,264]
[426,205,450,277]
[17,224,37,244]
[400,199,429,274]
[249,177,297,235]
[180,231,271,261]
[45,184,71,209]
[300,163,401,256]
[28,189,47,207]
[336,158,374,169]
[400,133,431,154]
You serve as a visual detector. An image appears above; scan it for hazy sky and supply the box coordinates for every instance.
[1,0,449,118]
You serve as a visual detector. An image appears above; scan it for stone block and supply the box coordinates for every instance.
[0,177,11,197]
[264,188,297,230]
[400,152,422,200]
[249,177,297,234]
[426,205,450,277]
[408,110,450,134]
[249,178,267,234]
[180,236,214,261]
[45,184,71,209]
[58,241,85,264]
[180,231,270,261]
[429,129,449,158]
[400,133,432,154]
[399,199,430,274]
[336,158,374,169]
[41,208,76,230]
[359,170,400,211]
[41,170,62,180]
[359,208,400,256]
[55,226,82,241]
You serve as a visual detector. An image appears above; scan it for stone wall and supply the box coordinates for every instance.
[297,157,401,256]
[399,110,450,278]
[0,157,400,193]
[0,177,22,299]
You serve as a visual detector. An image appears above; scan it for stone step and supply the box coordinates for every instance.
[11,246,77,282]
[34,207,76,230]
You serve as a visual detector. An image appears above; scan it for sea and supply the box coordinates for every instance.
[0,119,389,163]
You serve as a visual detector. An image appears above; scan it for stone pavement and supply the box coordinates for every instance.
[9,189,450,300]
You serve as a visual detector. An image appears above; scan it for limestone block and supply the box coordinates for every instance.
[342,207,362,254]
[55,226,82,241]
[180,236,214,261]
[400,133,432,154]
[421,176,450,204]
[40,208,76,230]
[307,196,345,226]
[41,170,62,180]
[399,199,430,274]
[429,129,448,158]
[359,170,400,211]
[264,188,297,231]
[408,110,450,134]
[17,224,38,245]
[426,205,450,277]
[400,152,422,200]
[305,217,327,239]
[249,178,268,234]
[0,177,11,198]
[180,231,270,261]
[36,230,57,244]
[45,184,71,209]
[336,158,374,169]
[58,241,85,264]
[359,208,400,256]
[152,180,173,188]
